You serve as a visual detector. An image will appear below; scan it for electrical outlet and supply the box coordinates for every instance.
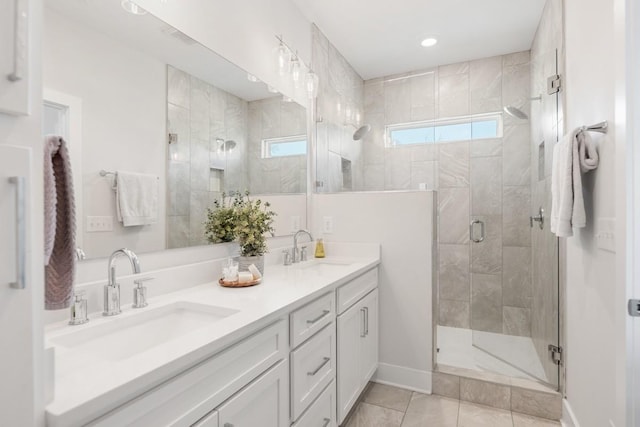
[87,216,113,232]
[596,217,616,252]
[290,215,301,233]
[323,216,333,234]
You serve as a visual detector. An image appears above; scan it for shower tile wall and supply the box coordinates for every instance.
[247,97,307,194]
[361,53,533,336]
[167,65,248,249]
[312,25,365,192]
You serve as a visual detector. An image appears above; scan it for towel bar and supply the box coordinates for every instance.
[581,121,608,134]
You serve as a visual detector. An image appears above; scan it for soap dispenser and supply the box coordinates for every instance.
[69,290,89,325]
[314,237,325,258]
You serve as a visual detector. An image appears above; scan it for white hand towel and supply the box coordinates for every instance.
[577,130,599,172]
[550,129,587,237]
[115,171,159,227]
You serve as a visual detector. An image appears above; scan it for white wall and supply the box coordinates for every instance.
[564,0,627,425]
[135,0,312,105]
[0,0,45,424]
[313,191,435,392]
[43,8,167,259]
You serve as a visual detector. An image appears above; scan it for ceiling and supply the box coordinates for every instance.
[292,0,546,80]
[46,0,274,101]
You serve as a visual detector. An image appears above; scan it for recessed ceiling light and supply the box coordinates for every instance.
[421,38,438,47]
[121,0,147,15]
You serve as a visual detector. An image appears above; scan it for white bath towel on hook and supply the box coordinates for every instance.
[115,171,159,226]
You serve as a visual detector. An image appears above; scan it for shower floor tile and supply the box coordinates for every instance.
[437,325,548,383]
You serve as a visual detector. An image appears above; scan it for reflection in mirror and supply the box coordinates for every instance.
[43,1,308,259]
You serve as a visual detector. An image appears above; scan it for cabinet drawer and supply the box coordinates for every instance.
[290,292,334,348]
[336,268,378,314]
[290,324,336,421]
[192,410,218,427]
[292,380,336,427]
[90,320,288,427]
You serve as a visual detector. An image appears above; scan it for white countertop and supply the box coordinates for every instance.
[45,253,380,426]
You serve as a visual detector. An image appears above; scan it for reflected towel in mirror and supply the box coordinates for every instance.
[115,171,159,226]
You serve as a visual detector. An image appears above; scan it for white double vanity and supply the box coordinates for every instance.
[45,244,380,427]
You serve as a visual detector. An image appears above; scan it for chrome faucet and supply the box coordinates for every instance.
[292,230,313,263]
[104,248,141,316]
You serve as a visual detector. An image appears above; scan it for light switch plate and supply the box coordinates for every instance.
[322,216,333,234]
[596,217,616,252]
[87,216,114,232]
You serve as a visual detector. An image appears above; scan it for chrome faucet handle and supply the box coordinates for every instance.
[300,246,308,262]
[132,277,152,309]
[69,290,89,325]
[103,282,121,316]
[282,249,292,266]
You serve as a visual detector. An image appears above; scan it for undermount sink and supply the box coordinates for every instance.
[49,301,239,362]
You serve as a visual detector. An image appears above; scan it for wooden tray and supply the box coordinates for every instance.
[219,277,262,288]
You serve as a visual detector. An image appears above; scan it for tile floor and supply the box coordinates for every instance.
[344,383,560,427]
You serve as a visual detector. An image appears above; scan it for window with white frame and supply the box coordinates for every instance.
[385,112,503,147]
[261,135,307,158]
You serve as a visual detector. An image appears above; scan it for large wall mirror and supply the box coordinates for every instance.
[43,0,308,260]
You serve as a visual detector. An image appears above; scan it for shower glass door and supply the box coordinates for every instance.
[471,47,561,388]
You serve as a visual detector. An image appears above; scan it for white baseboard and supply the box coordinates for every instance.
[561,398,580,427]
[372,363,432,394]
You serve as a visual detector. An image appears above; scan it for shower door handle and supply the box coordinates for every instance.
[530,207,545,230]
[470,220,485,243]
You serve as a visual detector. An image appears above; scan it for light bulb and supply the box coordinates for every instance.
[277,43,289,77]
[291,57,301,88]
[305,71,319,99]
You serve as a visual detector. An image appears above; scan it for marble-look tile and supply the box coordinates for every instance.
[471,273,503,333]
[384,149,411,190]
[363,163,385,191]
[503,247,532,308]
[439,299,470,329]
[167,66,190,108]
[280,101,306,136]
[503,63,531,111]
[460,379,511,411]
[438,73,470,118]
[167,215,189,249]
[503,51,531,67]
[471,138,502,158]
[432,372,460,399]
[363,382,412,412]
[410,72,436,121]
[401,393,459,427]
[410,144,437,162]
[503,186,531,247]
[438,187,470,244]
[470,215,503,274]
[345,402,404,427]
[471,156,502,216]
[439,61,470,77]
[190,77,211,141]
[189,138,210,191]
[470,56,503,114]
[364,79,384,114]
[458,402,513,427]
[503,306,531,337]
[410,160,437,190]
[511,387,562,420]
[439,244,470,301]
[189,191,210,246]
[439,142,470,188]
[503,125,531,186]
[167,161,190,216]
[512,413,560,426]
[385,79,411,124]
[167,103,190,162]
[209,86,227,124]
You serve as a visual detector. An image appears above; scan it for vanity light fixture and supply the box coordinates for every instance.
[421,37,438,47]
[121,0,147,15]
[276,38,289,77]
[290,55,301,88]
[306,70,319,99]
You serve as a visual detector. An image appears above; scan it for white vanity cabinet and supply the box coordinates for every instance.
[335,269,379,424]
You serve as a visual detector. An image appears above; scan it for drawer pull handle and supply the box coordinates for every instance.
[306,309,330,325]
[307,357,330,376]
[9,177,26,289]
[322,418,331,427]
[364,306,369,336]
[360,308,366,337]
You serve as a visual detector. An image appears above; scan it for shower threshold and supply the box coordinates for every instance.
[437,325,548,384]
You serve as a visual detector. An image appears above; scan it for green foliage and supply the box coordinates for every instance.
[204,191,276,256]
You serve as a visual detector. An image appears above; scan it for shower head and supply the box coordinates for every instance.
[217,139,237,152]
[503,106,528,120]
[353,124,371,141]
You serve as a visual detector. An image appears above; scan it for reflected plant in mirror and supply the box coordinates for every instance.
[204,192,242,244]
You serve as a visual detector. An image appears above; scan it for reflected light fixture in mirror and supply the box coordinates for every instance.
[290,55,301,88]
[276,40,289,76]
[306,70,319,99]
[121,0,147,15]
